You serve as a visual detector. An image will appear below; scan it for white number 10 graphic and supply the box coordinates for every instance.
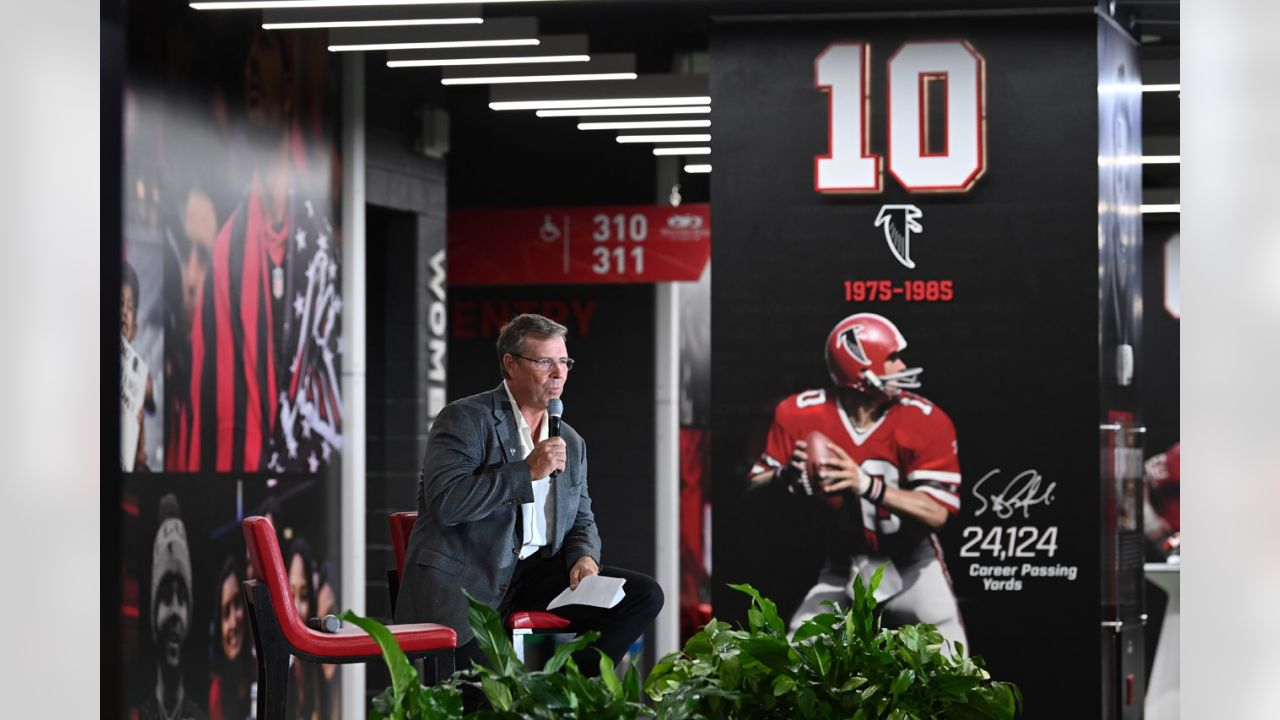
[815,40,986,193]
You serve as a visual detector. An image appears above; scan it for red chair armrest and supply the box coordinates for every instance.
[505,611,572,631]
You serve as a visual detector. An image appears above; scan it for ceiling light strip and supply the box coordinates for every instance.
[264,3,481,24]
[267,17,482,29]
[1140,204,1180,214]
[489,72,708,107]
[1098,155,1181,167]
[579,119,710,130]
[331,38,538,51]
[195,0,561,9]
[537,106,710,117]
[390,33,585,62]
[443,51,631,80]
[653,147,711,156]
[1098,82,1181,95]
[684,164,712,174]
[494,96,710,111]
[329,15,533,46]
[391,54,588,67]
[616,134,712,143]
[442,72,637,85]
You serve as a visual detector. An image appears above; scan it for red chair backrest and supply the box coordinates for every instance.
[242,516,309,647]
[385,511,568,633]
[389,512,417,576]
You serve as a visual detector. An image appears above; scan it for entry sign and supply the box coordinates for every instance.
[448,204,711,286]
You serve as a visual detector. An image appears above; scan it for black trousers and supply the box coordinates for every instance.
[455,552,663,676]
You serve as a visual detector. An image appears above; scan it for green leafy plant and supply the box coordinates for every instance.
[342,590,652,720]
[645,567,1022,720]
[352,569,1019,719]
[341,611,463,720]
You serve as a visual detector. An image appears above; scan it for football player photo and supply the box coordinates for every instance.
[748,313,967,648]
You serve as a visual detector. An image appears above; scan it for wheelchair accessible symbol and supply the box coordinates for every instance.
[539,214,562,243]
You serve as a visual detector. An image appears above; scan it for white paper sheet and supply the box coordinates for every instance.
[546,574,627,610]
[120,337,148,471]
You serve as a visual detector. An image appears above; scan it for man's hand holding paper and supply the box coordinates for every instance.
[569,555,600,589]
[548,574,627,610]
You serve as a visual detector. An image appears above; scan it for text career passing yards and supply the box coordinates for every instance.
[968,560,1080,592]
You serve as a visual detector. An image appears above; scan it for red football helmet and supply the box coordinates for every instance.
[824,313,922,393]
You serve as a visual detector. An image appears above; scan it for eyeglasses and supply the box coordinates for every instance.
[511,353,575,371]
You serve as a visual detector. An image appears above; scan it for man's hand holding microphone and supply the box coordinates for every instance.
[526,437,566,479]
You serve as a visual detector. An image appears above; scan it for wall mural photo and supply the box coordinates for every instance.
[121,476,343,720]
[121,5,343,475]
[120,3,344,718]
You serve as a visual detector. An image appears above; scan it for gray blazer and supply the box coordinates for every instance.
[393,384,602,643]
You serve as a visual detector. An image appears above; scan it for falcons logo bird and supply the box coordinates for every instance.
[873,204,924,269]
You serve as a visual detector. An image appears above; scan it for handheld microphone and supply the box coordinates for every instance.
[547,398,563,438]
[547,399,564,477]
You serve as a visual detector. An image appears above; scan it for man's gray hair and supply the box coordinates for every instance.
[496,313,568,378]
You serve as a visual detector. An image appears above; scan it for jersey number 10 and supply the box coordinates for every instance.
[815,40,987,193]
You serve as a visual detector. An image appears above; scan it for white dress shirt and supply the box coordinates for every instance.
[503,381,556,559]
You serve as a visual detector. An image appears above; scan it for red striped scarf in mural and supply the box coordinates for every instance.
[184,172,343,473]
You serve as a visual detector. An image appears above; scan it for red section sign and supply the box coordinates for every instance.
[448,203,710,285]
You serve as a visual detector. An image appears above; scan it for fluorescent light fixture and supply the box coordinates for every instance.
[579,119,711,130]
[264,3,482,28]
[1096,202,1143,216]
[444,51,632,83]
[331,38,538,52]
[442,71,636,85]
[653,147,711,156]
[328,15,536,53]
[1140,204,1180,214]
[1098,155,1182,167]
[266,17,482,29]
[391,32,585,63]
[536,106,711,117]
[196,0,562,9]
[616,134,712,143]
[1098,82,1181,95]
[391,54,587,68]
[486,73,711,111]
[491,96,710,111]
[684,164,712,173]
[489,72,709,112]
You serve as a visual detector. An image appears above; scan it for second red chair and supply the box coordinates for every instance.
[388,511,572,661]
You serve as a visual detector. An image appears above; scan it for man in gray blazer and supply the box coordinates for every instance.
[394,313,663,673]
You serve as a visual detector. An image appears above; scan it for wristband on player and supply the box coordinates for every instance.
[862,476,887,504]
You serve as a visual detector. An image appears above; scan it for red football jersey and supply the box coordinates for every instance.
[751,388,961,560]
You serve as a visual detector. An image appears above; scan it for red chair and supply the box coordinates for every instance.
[387,511,572,661]
[387,511,414,615]
[242,516,457,720]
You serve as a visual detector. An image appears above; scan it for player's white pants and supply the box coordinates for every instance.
[788,555,968,652]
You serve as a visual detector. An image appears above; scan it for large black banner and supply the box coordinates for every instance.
[711,15,1108,716]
